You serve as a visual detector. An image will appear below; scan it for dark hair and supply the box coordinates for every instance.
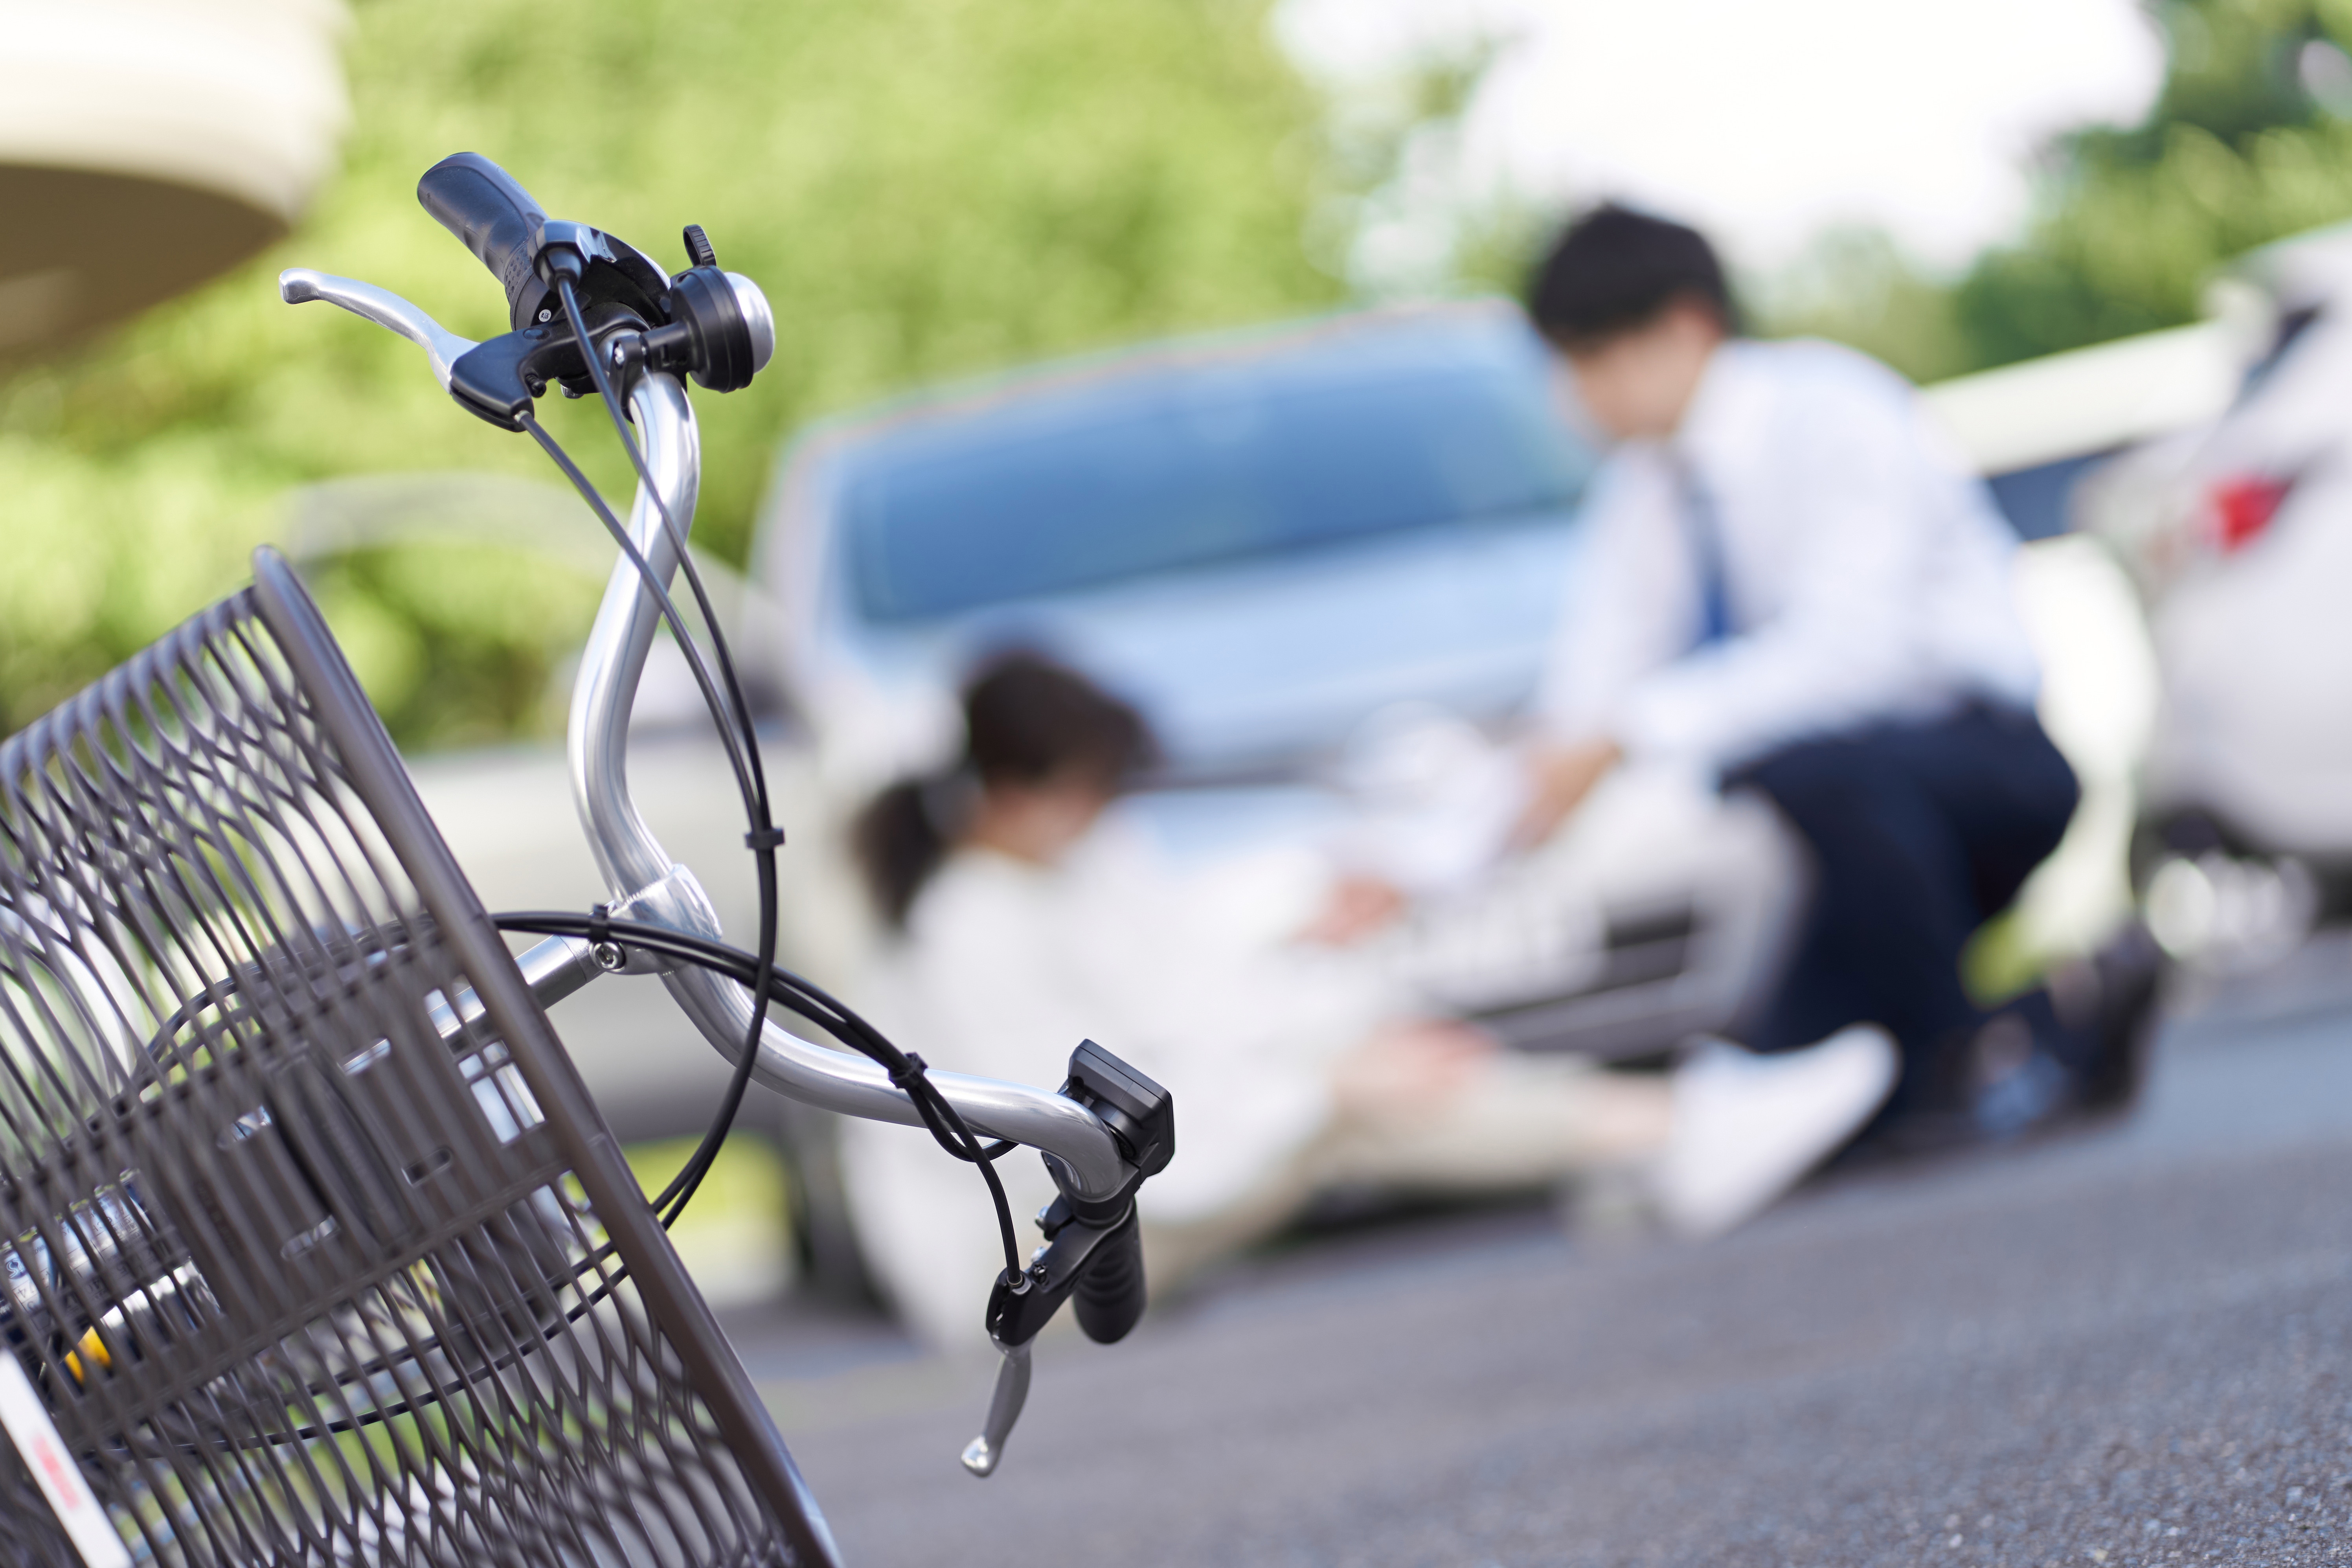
[1525,204,1735,349]
[854,652,1154,928]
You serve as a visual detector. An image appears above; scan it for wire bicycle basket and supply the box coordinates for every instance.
[0,549,833,1567]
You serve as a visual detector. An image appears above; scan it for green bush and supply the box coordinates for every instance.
[1762,0,2352,378]
[0,0,1338,746]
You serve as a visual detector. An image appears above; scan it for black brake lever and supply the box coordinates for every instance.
[445,298,646,430]
[961,1041,1172,1477]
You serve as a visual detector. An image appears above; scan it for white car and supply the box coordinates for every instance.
[755,301,1803,1061]
[2072,223,2352,962]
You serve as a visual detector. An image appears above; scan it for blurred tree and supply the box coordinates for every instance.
[1956,0,2352,369]
[1296,31,1556,307]
[1753,227,1977,386]
[1753,0,2352,377]
[1308,39,1539,299]
[0,0,1337,746]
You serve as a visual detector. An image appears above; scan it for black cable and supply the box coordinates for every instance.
[558,274,768,802]
[517,404,766,1222]
[496,912,1024,1237]
[493,910,1025,1278]
[89,909,1028,1458]
[517,407,766,1227]
[524,275,1022,1275]
[553,274,779,1228]
[514,412,754,804]
[516,346,767,1224]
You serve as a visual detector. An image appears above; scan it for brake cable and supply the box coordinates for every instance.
[557,263,776,1228]
[492,910,1024,1277]
[511,259,1024,1276]
[514,405,767,1227]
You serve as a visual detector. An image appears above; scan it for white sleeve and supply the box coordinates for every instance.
[1612,386,1943,772]
[878,843,1350,1231]
[838,894,1078,1350]
[1532,449,1693,743]
[1062,844,1354,1226]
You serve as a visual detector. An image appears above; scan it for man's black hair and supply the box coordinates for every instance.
[1525,204,1735,348]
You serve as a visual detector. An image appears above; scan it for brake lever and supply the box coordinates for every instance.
[279,269,480,392]
[958,1041,1172,1477]
[960,1193,1145,1476]
[960,1338,1032,1478]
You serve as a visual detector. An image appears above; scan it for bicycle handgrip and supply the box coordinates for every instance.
[417,153,549,328]
[1071,1211,1146,1344]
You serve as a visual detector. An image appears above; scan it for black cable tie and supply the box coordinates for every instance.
[587,903,612,948]
[744,825,786,851]
[888,1051,930,1091]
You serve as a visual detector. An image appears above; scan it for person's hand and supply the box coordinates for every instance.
[1332,1020,1496,1118]
[1511,736,1624,849]
[1295,873,1407,946]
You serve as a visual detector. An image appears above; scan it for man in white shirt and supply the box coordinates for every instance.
[1515,206,2153,1143]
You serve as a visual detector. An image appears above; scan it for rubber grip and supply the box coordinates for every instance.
[1072,1213,1147,1344]
[416,153,548,324]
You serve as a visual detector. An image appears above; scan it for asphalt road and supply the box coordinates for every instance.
[723,937,2352,1567]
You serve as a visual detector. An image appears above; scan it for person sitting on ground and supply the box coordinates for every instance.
[1512,204,2161,1149]
[838,651,1897,1351]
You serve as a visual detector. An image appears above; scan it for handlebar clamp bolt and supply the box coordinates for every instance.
[592,941,627,972]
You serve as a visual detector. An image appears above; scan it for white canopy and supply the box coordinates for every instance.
[0,0,347,355]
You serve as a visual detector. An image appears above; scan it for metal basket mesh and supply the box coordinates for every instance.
[0,555,828,1566]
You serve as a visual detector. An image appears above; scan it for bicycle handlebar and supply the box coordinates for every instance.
[283,160,1171,1476]
[276,210,1135,1198]
[1072,1213,1148,1342]
[416,152,554,330]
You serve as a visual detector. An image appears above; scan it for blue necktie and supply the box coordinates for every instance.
[1676,459,1733,647]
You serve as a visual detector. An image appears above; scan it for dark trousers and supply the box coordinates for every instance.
[1725,703,2080,1114]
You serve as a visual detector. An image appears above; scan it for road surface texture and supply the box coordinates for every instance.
[722,939,2352,1567]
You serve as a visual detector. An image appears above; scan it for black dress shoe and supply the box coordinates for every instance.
[2051,921,2168,1114]
[1836,1012,2036,1164]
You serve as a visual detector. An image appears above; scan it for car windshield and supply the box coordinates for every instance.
[838,316,1593,623]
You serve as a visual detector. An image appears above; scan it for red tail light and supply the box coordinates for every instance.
[2208,474,2293,552]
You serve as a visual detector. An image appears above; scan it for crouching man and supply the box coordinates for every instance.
[1516,205,2155,1148]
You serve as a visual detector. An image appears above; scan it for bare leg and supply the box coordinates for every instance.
[1314,1049,1671,1191]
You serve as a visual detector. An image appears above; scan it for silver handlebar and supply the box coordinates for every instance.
[281,268,1135,1200]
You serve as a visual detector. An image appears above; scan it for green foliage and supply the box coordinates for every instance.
[303,540,607,748]
[0,0,1338,745]
[1305,37,1550,302]
[1754,228,1979,386]
[1957,0,2352,369]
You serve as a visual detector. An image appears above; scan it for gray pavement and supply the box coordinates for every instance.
[727,938,2352,1566]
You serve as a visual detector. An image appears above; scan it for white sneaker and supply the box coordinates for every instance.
[1653,1025,1898,1239]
